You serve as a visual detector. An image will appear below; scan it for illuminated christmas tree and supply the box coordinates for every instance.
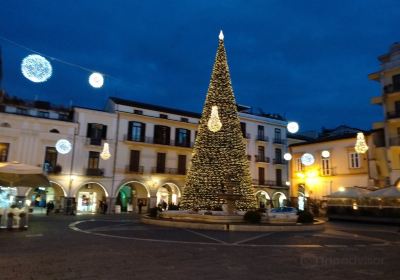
[181,31,257,211]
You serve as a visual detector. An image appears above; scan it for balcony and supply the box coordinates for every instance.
[124,135,193,148]
[319,167,336,176]
[85,168,104,176]
[85,138,104,146]
[389,136,400,146]
[256,135,269,142]
[386,111,400,120]
[383,84,400,95]
[273,158,286,165]
[151,167,187,175]
[273,138,286,145]
[255,155,270,163]
[252,179,276,186]
[125,165,144,174]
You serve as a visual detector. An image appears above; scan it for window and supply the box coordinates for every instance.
[0,143,9,162]
[87,123,107,145]
[88,151,100,169]
[257,125,265,140]
[258,167,265,185]
[321,158,331,176]
[275,148,282,162]
[154,125,170,145]
[17,108,28,115]
[257,146,265,161]
[128,121,145,142]
[276,169,282,186]
[134,109,143,115]
[240,122,247,138]
[393,74,400,91]
[156,153,166,173]
[296,158,304,172]
[175,128,191,147]
[59,113,69,121]
[38,111,49,118]
[181,117,189,122]
[129,150,140,172]
[274,128,281,141]
[349,153,361,168]
[43,147,57,173]
[160,114,168,119]
[178,155,187,175]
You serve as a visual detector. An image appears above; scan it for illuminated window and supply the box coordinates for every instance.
[321,157,331,176]
[296,158,304,172]
[0,143,9,162]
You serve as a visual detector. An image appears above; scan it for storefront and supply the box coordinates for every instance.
[76,183,106,213]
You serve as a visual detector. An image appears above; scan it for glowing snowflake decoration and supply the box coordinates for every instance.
[89,72,104,88]
[55,139,72,154]
[287,122,299,133]
[21,54,52,83]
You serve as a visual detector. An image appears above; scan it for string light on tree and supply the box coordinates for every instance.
[21,54,52,83]
[287,122,299,133]
[100,142,111,160]
[180,31,256,210]
[354,132,368,154]
[55,139,72,154]
[283,153,292,161]
[89,72,104,88]
[207,106,222,132]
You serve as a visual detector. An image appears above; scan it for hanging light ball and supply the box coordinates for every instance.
[89,72,104,88]
[283,153,292,161]
[55,139,72,154]
[321,150,330,158]
[301,153,315,166]
[287,122,299,133]
[21,54,52,83]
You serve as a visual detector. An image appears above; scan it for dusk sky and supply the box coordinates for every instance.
[1,0,399,131]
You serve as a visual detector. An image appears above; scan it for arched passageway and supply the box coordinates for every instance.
[75,183,107,213]
[272,192,287,208]
[156,183,181,209]
[27,182,66,214]
[116,181,149,213]
[255,190,271,209]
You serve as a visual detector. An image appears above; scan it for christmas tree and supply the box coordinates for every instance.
[180,31,257,211]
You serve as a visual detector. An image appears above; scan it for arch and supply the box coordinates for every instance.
[162,182,182,198]
[75,182,108,213]
[157,182,182,207]
[26,181,67,213]
[395,178,400,188]
[0,122,11,128]
[114,180,150,198]
[255,190,271,200]
[271,192,287,208]
[49,128,60,133]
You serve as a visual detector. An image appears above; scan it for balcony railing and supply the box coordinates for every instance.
[319,167,336,176]
[383,84,400,94]
[386,111,400,119]
[85,168,104,176]
[151,167,187,175]
[252,179,277,186]
[85,138,104,146]
[125,165,144,174]
[273,158,286,165]
[256,135,269,142]
[273,138,286,145]
[124,135,194,148]
[389,136,400,146]
[255,155,270,163]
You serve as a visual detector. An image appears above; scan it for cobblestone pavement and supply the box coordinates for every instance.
[1,214,399,280]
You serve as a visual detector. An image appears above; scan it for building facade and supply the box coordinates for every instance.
[370,42,400,187]
[0,92,290,213]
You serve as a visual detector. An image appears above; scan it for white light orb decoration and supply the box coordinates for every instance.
[321,150,330,158]
[283,153,292,161]
[207,106,222,132]
[55,139,72,154]
[89,72,104,88]
[21,54,52,83]
[301,153,315,166]
[100,142,111,160]
[287,121,299,133]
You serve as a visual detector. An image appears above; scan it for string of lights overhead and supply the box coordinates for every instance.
[0,35,111,88]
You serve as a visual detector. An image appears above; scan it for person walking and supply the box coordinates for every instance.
[138,200,144,214]
[46,201,54,216]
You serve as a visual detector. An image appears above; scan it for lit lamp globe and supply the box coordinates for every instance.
[321,150,330,158]
[21,54,52,83]
[55,139,72,154]
[283,153,292,161]
[287,122,299,133]
[301,153,315,166]
[89,72,104,88]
